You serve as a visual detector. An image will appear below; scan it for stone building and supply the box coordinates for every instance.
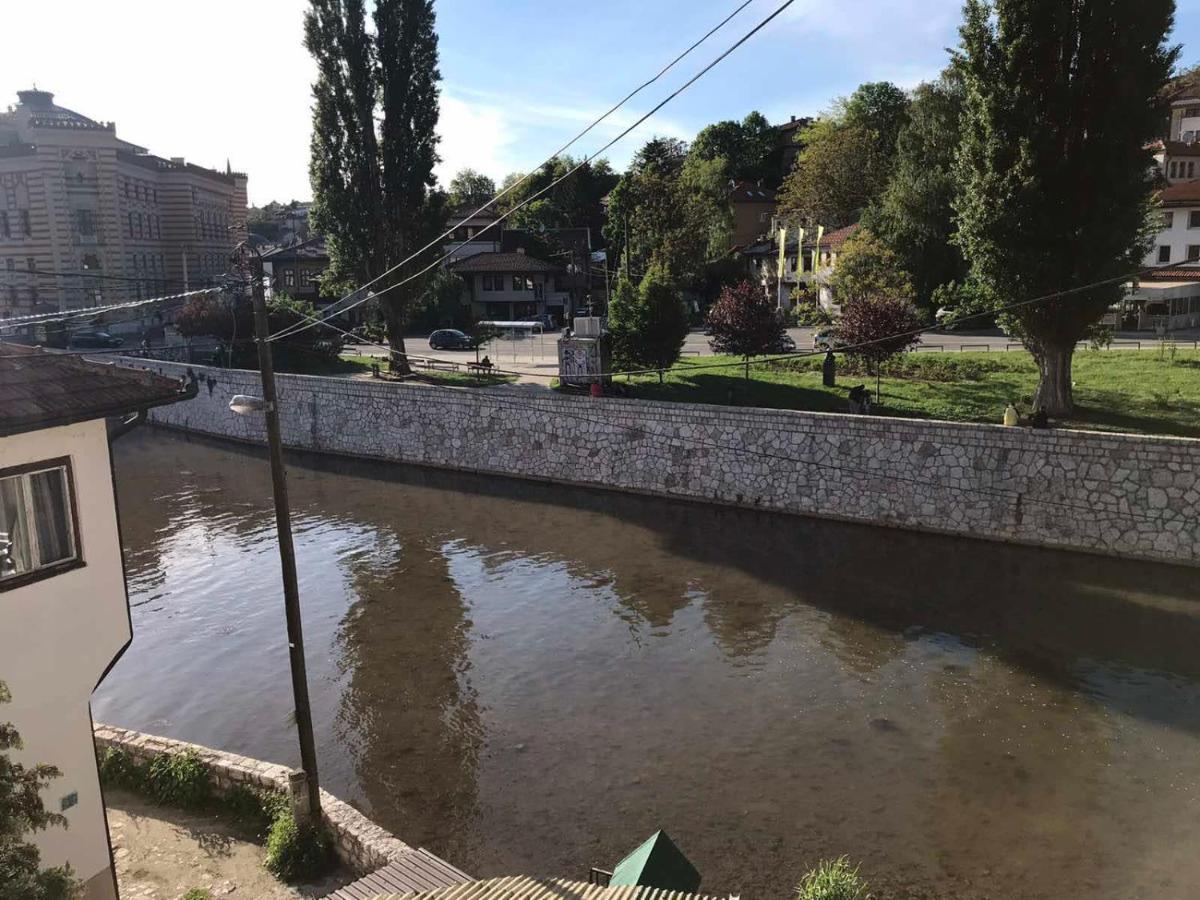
[0,89,247,319]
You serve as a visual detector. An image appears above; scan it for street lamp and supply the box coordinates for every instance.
[228,239,322,823]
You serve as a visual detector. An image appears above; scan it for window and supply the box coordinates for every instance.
[1163,211,1176,229]
[1190,211,1200,229]
[74,209,95,237]
[512,275,525,291]
[1170,161,1178,178]
[1159,245,1172,263]
[284,269,295,287]
[1188,245,1200,262]
[0,211,8,238]
[20,210,30,237]
[0,459,81,589]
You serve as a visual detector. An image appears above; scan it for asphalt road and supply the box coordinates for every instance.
[348,327,1197,374]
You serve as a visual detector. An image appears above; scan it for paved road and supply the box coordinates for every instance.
[348,327,1198,375]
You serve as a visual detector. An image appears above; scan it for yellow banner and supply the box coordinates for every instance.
[796,227,806,273]
[814,225,825,269]
[777,226,788,279]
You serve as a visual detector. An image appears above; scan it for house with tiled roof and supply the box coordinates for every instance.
[738,222,860,313]
[0,344,192,900]
[447,249,572,325]
[727,181,777,248]
[1132,156,1200,331]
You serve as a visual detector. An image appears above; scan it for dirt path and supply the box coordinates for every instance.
[106,789,350,899]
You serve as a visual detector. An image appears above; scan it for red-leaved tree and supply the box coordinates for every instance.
[836,293,922,400]
[706,279,789,379]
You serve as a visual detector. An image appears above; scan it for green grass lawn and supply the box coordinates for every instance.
[612,349,1200,438]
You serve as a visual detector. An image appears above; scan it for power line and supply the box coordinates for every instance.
[281,0,758,338]
[0,288,220,332]
[268,0,797,344]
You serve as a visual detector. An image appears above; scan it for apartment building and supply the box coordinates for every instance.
[0,89,247,319]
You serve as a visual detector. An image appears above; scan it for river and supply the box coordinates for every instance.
[95,428,1200,899]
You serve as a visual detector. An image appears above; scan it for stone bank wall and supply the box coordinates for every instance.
[135,361,1199,566]
[94,724,410,873]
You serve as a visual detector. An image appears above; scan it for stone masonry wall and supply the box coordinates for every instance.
[93,724,411,874]
[135,361,1200,566]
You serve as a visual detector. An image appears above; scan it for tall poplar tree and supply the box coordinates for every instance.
[954,0,1177,415]
[306,0,444,374]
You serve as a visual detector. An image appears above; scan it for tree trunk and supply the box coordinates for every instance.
[1033,340,1074,417]
[383,298,411,376]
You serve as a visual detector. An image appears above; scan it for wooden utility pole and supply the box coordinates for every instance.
[244,246,322,821]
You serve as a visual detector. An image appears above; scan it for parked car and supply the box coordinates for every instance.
[70,331,124,348]
[812,328,844,352]
[428,329,473,350]
[771,334,797,353]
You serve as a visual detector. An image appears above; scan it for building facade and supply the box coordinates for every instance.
[0,89,247,320]
[448,250,570,324]
[0,344,191,900]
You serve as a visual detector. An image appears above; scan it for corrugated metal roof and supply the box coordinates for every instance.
[353,875,725,900]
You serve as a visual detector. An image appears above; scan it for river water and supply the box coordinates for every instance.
[96,429,1200,899]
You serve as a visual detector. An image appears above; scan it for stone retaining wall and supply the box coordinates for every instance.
[132,361,1200,566]
[93,724,410,873]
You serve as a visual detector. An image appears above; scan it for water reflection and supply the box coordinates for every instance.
[97,429,1200,899]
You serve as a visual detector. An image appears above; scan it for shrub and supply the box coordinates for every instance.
[145,750,212,810]
[98,747,146,791]
[264,808,334,883]
[223,785,289,840]
[795,857,872,900]
[181,890,213,900]
[789,299,834,327]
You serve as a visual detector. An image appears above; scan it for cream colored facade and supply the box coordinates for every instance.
[0,419,132,900]
[0,89,247,319]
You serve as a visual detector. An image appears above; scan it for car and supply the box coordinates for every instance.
[70,330,124,348]
[428,329,473,350]
[771,334,797,353]
[812,328,844,352]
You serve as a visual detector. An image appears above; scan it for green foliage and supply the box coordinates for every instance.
[795,857,872,900]
[952,0,1178,414]
[264,809,334,884]
[497,156,618,238]
[409,269,467,331]
[779,82,910,228]
[788,297,834,327]
[828,230,914,306]
[222,785,289,840]
[447,168,496,210]
[306,0,445,364]
[145,751,211,810]
[689,111,777,183]
[1,681,80,900]
[97,747,145,792]
[180,890,213,900]
[608,265,690,380]
[863,72,967,310]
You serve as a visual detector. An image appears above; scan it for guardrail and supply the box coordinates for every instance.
[959,344,990,352]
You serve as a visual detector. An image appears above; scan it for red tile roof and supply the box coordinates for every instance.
[1140,267,1200,282]
[0,343,192,437]
[1158,181,1200,205]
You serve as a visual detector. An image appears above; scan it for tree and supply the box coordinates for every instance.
[690,111,776,183]
[408,268,467,331]
[705,279,789,379]
[862,73,967,310]
[497,156,618,239]
[778,83,910,228]
[306,0,445,375]
[0,681,79,900]
[828,229,914,305]
[836,294,923,400]
[447,168,496,210]
[608,264,690,382]
[953,0,1178,415]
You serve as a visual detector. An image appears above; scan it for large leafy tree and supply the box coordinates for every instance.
[497,156,618,239]
[705,279,789,379]
[603,138,713,288]
[447,168,496,210]
[306,0,445,375]
[863,73,967,310]
[608,264,690,381]
[779,83,910,228]
[1,682,79,900]
[689,111,776,183]
[953,0,1178,415]
[828,229,914,305]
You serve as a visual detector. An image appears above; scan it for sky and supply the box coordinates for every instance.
[4,0,1200,206]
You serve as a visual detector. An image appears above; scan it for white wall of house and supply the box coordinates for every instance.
[1143,205,1200,266]
[1,419,129,900]
[464,272,571,320]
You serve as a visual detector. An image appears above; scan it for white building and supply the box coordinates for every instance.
[0,344,191,900]
[743,223,859,313]
[1134,165,1200,331]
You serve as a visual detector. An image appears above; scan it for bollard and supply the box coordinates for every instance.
[288,770,312,827]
